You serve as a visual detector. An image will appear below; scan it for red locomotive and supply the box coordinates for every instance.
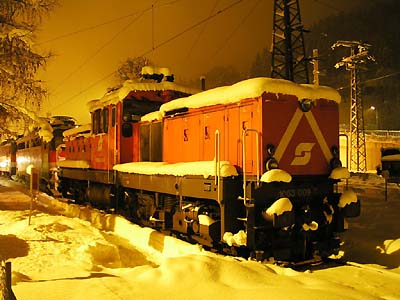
[0,140,16,176]
[0,116,76,191]
[58,74,360,262]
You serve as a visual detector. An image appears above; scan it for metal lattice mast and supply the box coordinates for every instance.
[332,41,375,172]
[271,0,309,83]
[350,63,366,172]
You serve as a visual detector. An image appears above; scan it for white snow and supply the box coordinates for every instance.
[260,168,292,183]
[302,221,319,231]
[198,214,217,226]
[140,111,164,122]
[141,77,341,121]
[381,154,400,161]
[63,124,91,138]
[222,230,247,247]
[338,189,358,208]
[113,161,238,178]
[57,160,90,169]
[265,197,293,217]
[329,167,351,180]
[141,66,172,76]
[88,79,200,112]
[1,173,400,300]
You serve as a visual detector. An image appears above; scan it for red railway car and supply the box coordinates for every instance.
[159,78,340,176]
[13,116,76,191]
[59,76,359,262]
[0,141,16,176]
[58,79,198,203]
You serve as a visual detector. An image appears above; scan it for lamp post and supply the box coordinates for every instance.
[370,105,378,129]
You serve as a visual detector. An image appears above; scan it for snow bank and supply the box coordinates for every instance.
[113,161,238,178]
[260,169,292,183]
[34,193,204,262]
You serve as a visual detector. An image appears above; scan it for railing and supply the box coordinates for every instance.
[214,130,221,203]
[241,129,260,207]
[340,129,400,139]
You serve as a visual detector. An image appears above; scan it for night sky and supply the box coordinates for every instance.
[37,0,363,123]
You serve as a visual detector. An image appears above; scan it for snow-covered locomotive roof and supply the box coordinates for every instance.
[142,77,341,122]
[63,124,91,138]
[88,79,200,112]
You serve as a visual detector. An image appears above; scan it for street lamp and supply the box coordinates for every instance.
[369,106,378,129]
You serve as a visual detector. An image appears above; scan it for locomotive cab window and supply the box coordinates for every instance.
[103,108,109,133]
[122,98,162,122]
[111,106,116,127]
[92,109,101,134]
[122,122,133,137]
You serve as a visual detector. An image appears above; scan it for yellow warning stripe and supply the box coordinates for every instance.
[304,112,332,163]
[275,108,303,161]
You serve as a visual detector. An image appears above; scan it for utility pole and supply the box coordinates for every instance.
[332,40,375,172]
[271,0,309,83]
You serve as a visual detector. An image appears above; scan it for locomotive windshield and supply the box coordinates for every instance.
[123,98,162,122]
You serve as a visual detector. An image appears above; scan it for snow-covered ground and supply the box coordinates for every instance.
[1,175,400,300]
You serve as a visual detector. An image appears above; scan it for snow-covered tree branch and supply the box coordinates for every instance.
[0,0,57,141]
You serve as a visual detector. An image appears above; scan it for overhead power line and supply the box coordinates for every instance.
[208,0,261,67]
[38,12,143,45]
[337,71,400,91]
[183,0,220,64]
[39,0,184,45]
[50,8,148,95]
[311,0,341,13]
[51,0,244,111]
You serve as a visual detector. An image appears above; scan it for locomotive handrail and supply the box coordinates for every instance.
[242,128,260,206]
[214,130,221,203]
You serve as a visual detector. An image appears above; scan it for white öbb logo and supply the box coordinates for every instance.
[291,143,315,165]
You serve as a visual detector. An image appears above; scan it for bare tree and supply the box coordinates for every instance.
[116,56,152,83]
[0,0,57,140]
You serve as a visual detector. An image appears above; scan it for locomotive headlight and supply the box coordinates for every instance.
[265,144,278,170]
[330,145,342,169]
[266,158,279,170]
[331,145,340,158]
[266,144,276,157]
[299,98,313,112]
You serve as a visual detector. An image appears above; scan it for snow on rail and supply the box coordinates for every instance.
[113,161,238,178]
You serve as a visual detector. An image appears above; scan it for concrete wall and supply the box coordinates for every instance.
[340,132,400,172]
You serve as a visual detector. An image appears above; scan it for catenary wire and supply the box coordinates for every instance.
[50,0,244,111]
[49,0,175,96]
[182,0,220,65]
[49,8,148,95]
[39,0,184,45]
[206,0,261,69]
